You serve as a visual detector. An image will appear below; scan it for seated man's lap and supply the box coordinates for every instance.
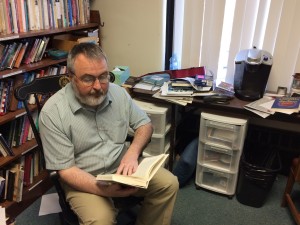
[62,182,118,225]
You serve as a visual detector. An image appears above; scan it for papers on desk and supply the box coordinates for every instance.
[133,82,160,91]
[244,97,275,118]
[152,91,193,106]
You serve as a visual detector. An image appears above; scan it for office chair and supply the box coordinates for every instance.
[281,156,300,225]
[14,74,143,225]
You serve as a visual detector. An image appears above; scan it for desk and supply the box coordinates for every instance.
[132,88,300,172]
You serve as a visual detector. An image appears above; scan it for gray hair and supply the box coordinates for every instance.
[67,42,108,74]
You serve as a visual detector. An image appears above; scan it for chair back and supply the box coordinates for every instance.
[14,74,79,224]
[14,74,70,157]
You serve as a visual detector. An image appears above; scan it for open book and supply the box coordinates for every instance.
[96,154,169,189]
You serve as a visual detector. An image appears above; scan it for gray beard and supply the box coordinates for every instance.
[71,81,106,107]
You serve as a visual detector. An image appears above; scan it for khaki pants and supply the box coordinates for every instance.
[62,168,179,225]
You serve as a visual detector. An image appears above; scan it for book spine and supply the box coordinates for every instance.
[8,74,24,111]
[10,0,19,33]
[14,41,28,68]
[0,133,14,156]
[0,0,7,34]
[7,42,22,69]
[0,82,8,115]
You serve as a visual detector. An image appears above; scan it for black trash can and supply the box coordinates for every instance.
[236,151,281,208]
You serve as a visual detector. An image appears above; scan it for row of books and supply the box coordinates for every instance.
[0,64,67,116]
[0,150,43,203]
[0,113,37,154]
[0,132,14,157]
[0,0,91,35]
[0,36,50,71]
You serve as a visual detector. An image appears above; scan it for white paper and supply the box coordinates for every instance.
[39,193,62,216]
[133,83,160,91]
[0,207,5,225]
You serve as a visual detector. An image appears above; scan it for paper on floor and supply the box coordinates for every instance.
[39,193,62,216]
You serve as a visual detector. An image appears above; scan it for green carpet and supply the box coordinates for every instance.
[16,175,294,225]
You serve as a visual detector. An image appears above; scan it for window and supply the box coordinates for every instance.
[173,0,300,92]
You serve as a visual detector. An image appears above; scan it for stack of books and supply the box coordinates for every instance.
[270,96,300,114]
[161,77,212,97]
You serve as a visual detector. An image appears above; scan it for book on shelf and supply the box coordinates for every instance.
[5,169,16,201]
[2,0,12,34]
[23,38,40,64]
[13,42,28,68]
[0,176,5,200]
[8,74,24,111]
[29,39,42,64]
[7,43,22,69]
[0,81,8,115]
[11,163,24,202]
[271,96,300,114]
[0,132,14,156]
[0,43,17,70]
[0,1,6,34]
[96,154,169,189]
[10,0,19,34]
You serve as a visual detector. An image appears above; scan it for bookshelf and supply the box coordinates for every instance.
[0,5,101,221]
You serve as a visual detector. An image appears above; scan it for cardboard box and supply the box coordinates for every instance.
[52,34,99,52]
[111,66,130,85]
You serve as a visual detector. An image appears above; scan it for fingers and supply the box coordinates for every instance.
[117,163,136,176]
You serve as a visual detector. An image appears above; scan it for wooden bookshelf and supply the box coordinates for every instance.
[0,9,102,220]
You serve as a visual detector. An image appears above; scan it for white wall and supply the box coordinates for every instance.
[90,0,166,77]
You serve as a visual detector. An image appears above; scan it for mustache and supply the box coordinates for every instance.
[90,89,104,97]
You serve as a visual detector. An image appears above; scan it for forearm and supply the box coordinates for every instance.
[129,122,153,157]
[58,166,103,196]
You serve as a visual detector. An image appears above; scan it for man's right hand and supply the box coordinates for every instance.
[97,181,139,197]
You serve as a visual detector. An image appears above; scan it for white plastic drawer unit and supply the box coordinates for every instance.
[143,130,171,156]
[133,98,171,135]
[199,112,248,149]
[198,142,241,172]
[195,165,238,195]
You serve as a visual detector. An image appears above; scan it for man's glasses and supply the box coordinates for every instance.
[73,73,111,87]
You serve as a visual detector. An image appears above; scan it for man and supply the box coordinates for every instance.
[39,42,179,225]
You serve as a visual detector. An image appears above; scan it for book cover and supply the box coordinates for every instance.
[33,39,45,62]
[21,39,35,64]
[4,78,14,115]
[0,142,8,157]
[0,132,14,156]
[14,41,28,68]
[96,154,169,189]
[141,73,170,87]
[26,0,36,30]
[0,176,5,200]
[3,0,12,34]
[17,0,26,32]
[0,0,7,34]
[10,0,19,34]
[7,42,22,69]
[271,97,300,113]
[30,38,42,63]
[0,43,17,70]
[23,153,32,187]
[23,38,39,64]
[0,81,8,115]
[6,169,16,201]
[42,0,50,29]
[8,74,24,111]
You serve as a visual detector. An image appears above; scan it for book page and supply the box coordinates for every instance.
[132,154,168,180]
[96,154,168,188]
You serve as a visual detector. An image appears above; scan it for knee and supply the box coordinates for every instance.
[77,207,117,225]
[164,172,179,194]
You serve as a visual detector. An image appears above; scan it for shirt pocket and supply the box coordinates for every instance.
[105,119,128,143]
